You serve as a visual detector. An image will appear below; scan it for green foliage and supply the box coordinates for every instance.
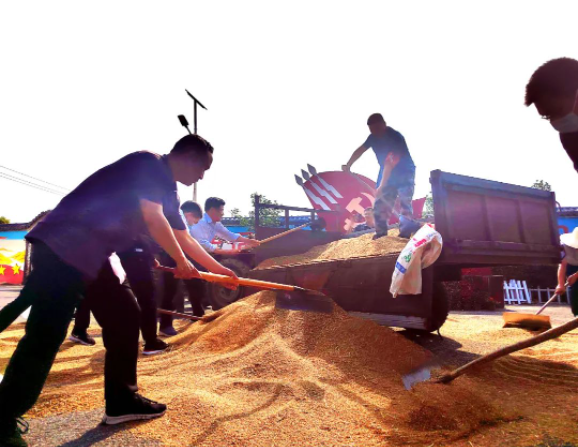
[232,193,281,231]
[0,216,10,224]
[531,179,552,191]
[422,193,434,218]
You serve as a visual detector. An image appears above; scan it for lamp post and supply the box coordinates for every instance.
[180,90,208,202]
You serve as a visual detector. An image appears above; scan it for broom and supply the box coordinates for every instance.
[502,287,566,331]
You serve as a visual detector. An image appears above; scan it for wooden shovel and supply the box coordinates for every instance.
[156,266,334,313]
[259,218,327,244]
[403,316,578,389]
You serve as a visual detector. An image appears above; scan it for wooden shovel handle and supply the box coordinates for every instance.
[155,265,295,292]
[536,294,560,315]
[535,286,567,315]
[438,316,578,384]
[259,223,311,244]
[157,308,203,321]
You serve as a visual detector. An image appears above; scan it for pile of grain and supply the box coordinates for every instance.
[256,230,408,270]
[0,291,512,447]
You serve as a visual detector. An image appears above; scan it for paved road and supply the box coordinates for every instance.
[0,285,28,322]
[1,285,574,446]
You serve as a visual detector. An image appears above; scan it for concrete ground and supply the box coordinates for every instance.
[0,285,28,323]
[0,285,575,446]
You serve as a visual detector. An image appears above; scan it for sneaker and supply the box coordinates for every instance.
[0,417,29,447]
[102,394,167,425]
[143,339,169,356]
[69,331,96,346]
[159,326,178,337]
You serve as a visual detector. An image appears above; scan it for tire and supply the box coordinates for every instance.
[423,281,450,333]
[208,258,251,310]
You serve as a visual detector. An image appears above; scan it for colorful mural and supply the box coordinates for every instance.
[559,216,578,236]
[0,230,27,285]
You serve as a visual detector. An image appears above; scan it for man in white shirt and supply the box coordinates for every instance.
[191,197,260,254]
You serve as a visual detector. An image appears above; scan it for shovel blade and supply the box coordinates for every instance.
[502,312,551,331]
[402,366,432,390]
[275,290,334,314]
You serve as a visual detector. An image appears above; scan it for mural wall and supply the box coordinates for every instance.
[0,230,27,285]
[559,216,578,236]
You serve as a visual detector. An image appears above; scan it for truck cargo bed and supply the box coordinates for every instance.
[246,171,561,332]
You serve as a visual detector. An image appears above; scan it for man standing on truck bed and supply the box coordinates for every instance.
[525,57,578,172]
[343,113,420,239]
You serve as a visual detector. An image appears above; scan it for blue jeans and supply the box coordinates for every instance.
[374,184,415,235]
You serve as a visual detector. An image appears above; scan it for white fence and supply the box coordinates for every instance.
[503,279,568,305]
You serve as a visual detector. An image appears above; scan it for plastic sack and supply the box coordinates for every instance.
[109,253,127,284]
[390,224,443,297]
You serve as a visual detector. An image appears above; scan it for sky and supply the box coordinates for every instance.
[1,1,578,223]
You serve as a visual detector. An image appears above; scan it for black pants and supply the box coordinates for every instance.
[0,242,140,422]
[566,264,578,317]
[73,249,158,345]
[159,252,205,328]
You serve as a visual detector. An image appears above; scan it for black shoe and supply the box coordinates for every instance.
[143,339,169,356]
[0,418,29,447]
[102,394,167,425]
[399,218,421,239]
[159,326,178,337]
[372,231,388,240]
[69,331,96,346]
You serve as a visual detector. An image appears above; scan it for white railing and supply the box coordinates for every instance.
[503,280,531,304]
[529,287,567,304]
[503,280,568,305]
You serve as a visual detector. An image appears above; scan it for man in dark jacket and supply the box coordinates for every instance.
[0,134,237,447]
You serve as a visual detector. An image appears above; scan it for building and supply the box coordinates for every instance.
[558,207,578,235]
[0,211,49,285]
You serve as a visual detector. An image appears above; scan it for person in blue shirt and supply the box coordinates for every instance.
[343,113,419,238]
[190,197,260,254]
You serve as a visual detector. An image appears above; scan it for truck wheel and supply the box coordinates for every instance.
[208,258,251,310]
[424,281,450,333]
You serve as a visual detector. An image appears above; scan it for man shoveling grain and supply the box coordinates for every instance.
[343,113,420,239]
[0,134,237,447]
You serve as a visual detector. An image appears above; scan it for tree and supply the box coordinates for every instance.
[531,180,552,191]
[229,208,242,219]
[241,193,281,231]
[422,193,434,218]
[0,216,10,224]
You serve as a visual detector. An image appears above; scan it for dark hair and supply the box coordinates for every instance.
[525,58,578,106]
[205,197,225,212]
[367,113,386,126]
[180,201,202,217]
[170,134,214,156]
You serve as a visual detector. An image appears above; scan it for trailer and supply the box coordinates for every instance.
[246,170,561,332]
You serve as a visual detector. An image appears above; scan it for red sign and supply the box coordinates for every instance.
[299,170,425,234]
